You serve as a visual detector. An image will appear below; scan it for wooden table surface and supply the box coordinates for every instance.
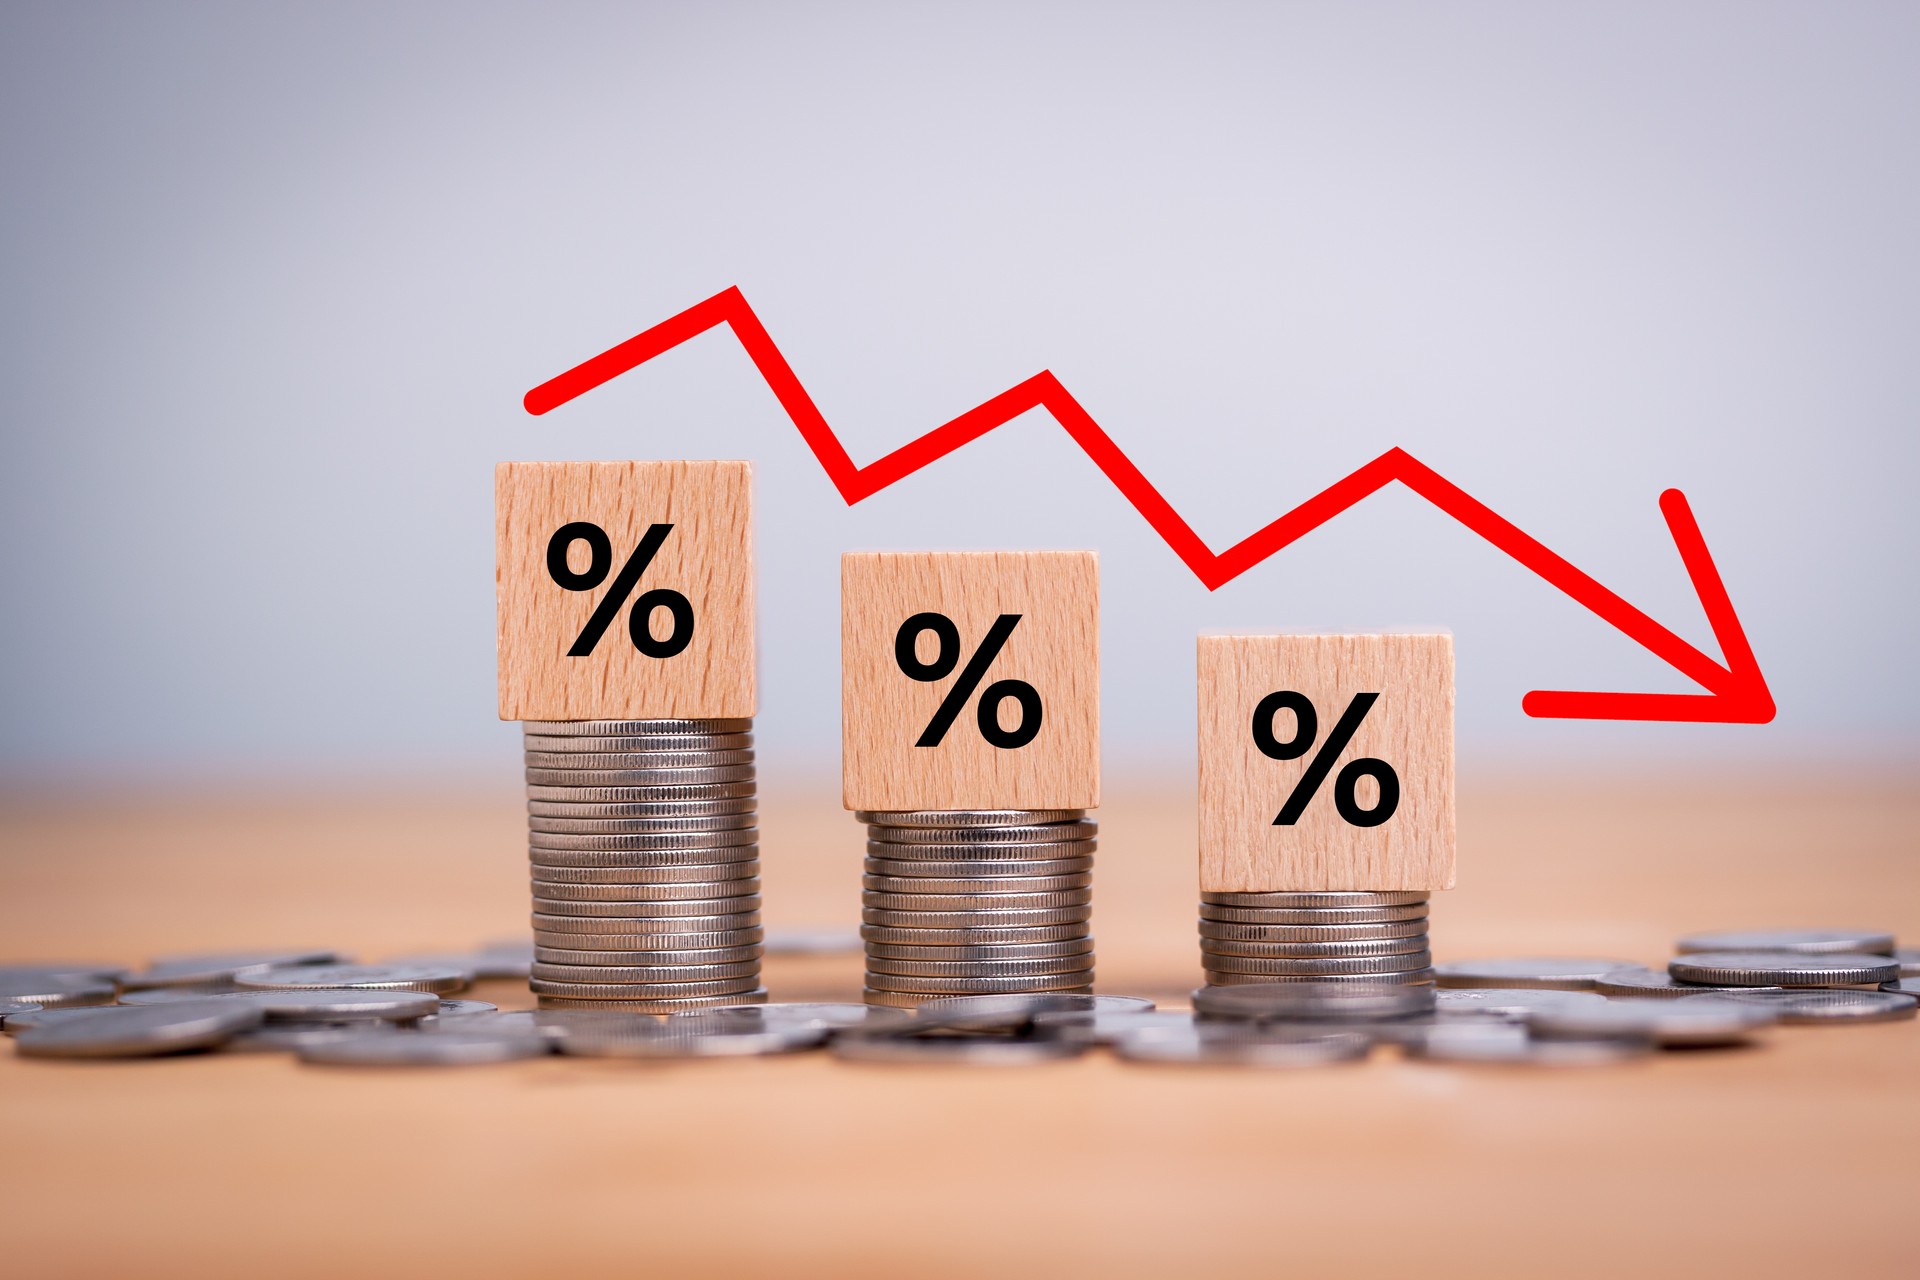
[3,769,1916,1278]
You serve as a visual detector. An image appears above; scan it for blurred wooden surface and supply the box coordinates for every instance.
[2,770,1916,1279]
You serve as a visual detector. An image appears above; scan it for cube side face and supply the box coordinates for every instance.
[496,461,755,721]
[1197,634,1454,892]
[842,551,1099,811]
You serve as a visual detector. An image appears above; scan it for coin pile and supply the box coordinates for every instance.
[1198,890,1433,987]
[523,718,766,1011]
[859,809,1096,1007]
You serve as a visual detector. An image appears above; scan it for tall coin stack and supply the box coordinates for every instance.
[523,718,767,1011]
[1198,890,1434,987]
[859,809,1097,1008]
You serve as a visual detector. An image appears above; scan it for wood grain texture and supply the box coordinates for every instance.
[1198,633,1455,891]
[842,551,1098,810]
[496,461,754,720]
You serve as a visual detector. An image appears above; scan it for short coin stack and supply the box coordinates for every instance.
[1199,890,1433,987]
[524,718,766,1012]
[859,809,1097,1008]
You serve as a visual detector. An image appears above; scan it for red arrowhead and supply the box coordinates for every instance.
[525,287,1776,726]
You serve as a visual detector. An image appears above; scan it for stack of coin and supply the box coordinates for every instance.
[1198,890,1433,987]
[859,809,1096,1008]
[523,719,766,1012]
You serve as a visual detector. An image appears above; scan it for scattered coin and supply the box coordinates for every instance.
[831,1031,1087,1065]
[1529,997,1776,1046]
[1667,951,1899,987]
[914,993,1154,1030]
[14,1000,265,1058]
[0,1000,44,1027]
[1884,977,1919,998]
[672,1003,912,1033]
[1433,988,1609,1020]
[235,963,470,995]
[299,1029,550,1066]
[0,962,128,985]
[1674,928,1895,956]
[1113,1024,1374,1067]
[558,1019,827,1058]
[1029,1009,1197,1044]
[1895,948,1920,978]
[1719,988,1918,1024]
[1403,1021,1654,1066]
[1590,966,1781,999]
[124,949,341,990]
[1435,958,1637,990]
[1193,982,1435,1022]
[0,974,117,1009]
[223,1023,396,1053]
[419,999,499,1020]
[119,987,440,1021]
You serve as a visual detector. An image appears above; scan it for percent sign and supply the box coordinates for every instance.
[545,521,694,658]
[1252,691,1400,828]
[894,613,1042,749]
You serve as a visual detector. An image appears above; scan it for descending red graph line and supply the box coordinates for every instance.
[524,287,1774,724]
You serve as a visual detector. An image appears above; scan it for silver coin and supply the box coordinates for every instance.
[14,1000,265,1058]
[526,782,756,803]
[532,927,763,951]
[1530,997,1776,1046]
[914,993,1154,1028]
[5,1005,136,1033]
[1885,977,1920,998]
[1433,988,1609,1019]
[536,988,768,1013]
[867,821,1097,846]
[529,828,759,851]
[222,1022,395,1053]
[862,873,1092,896]
[532,862,759,886]
[865,939,1095,962]
[1208,967,1435,985]
[0,1000,44,1026]
[1203,951,1434,977]
[235,963,469,995]
[1193,982,1434,1022]
[528,976,765,999]
[0,974,117,1008]
[124,949,342,990]
[118,987,441,1021]
[1198,936,1431,960]
[560,1019,826,1058]
[1199,891,1429,909]
[861,908,1091,931]
[1197,919,1428,943]
[865,954,1096,979]
[1028,1009,1195,1044]
[372,955,480,985]
[530,897,763,920]
[1667,951,1899,987]
[762,927,864,956]
[529,815,759,836]
[1675,928,1896,957]
[864,839,1098,863]
[299,1029,550,1066]
[472,941,536,978]
[420,999,500,1020]
[530,845,759,868]
[1719,988,1917,1023]
[1200,904,1428,925]
[1114,1024,1374,1066]
[863,971,1096,995]
[524,749,756,771]
[1590,966,1781,999]
[1435,958,1636,990]
[857,809,1085,828]
[859,922,1090,946]
[672,1002,913,1032]
[532,880,760,903]
[0,962,129,984]
[531,960,761,983]
[862,888,1093,912]
[1404,1020,1654,1066]
[864,857,1094,880]
[522,733,754,753]
[526,766,755,787]
[536,944,761,966]
[532,912,762,935]
[1894,948,1920,978]
[524,718,752,735]
[831,1031,1087,1064]
[529,798,757,819]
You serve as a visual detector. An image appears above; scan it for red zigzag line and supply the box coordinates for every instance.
[523,286,1773,724]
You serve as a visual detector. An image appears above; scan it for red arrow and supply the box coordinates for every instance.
[524,286,1774,724]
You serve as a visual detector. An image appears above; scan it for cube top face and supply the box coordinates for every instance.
[496,461,755,721]
[842,551,1099,811]
[1197,633,1455,892]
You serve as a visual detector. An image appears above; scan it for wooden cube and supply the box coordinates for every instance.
[1197,634,1454,891]
[843,551,1098,811]
[496,461,754,721]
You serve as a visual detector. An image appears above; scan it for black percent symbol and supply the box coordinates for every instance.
[545,521,694,659]
[894,613,1042,749]
[1252,691,1400,828]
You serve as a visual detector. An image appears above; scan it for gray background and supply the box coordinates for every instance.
[1,1,1914,781]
